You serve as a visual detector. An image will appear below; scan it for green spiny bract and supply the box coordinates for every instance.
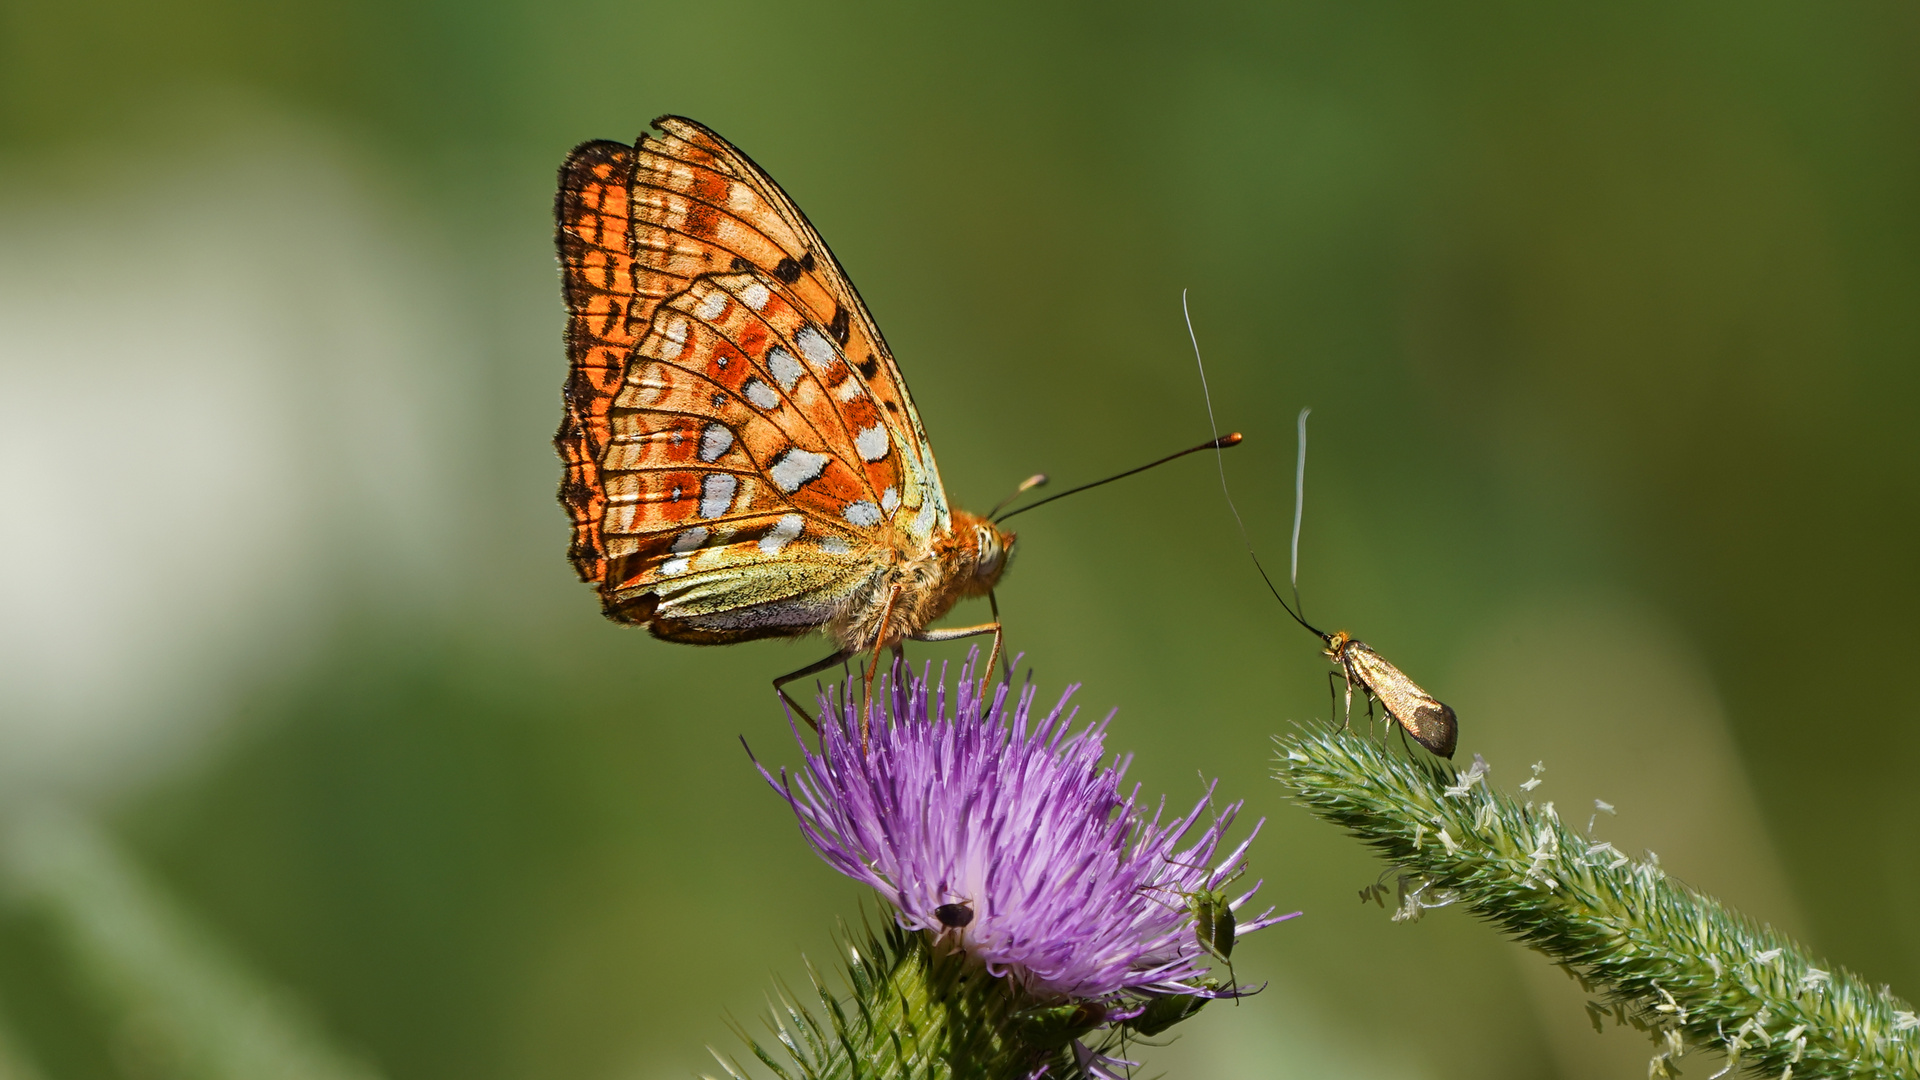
[1276,727,1920,1080]
[705,920,1223,1080]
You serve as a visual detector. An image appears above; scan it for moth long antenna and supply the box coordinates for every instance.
[1183,290,1326,641]
[1186,290,1256,557]
[1290,406,1311,621]
[993,437,1238,522]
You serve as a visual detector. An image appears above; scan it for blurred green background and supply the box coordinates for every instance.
[1,2,1916,1077]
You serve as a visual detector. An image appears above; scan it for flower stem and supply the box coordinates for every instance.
[1276,728,1920,1079]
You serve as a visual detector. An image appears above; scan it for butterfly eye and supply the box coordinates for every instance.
[973,525,1002,577]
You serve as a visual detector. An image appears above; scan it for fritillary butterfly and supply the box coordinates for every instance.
[555,116,1013,725]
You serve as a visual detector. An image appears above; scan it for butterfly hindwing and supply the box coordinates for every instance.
[555,140,642,583]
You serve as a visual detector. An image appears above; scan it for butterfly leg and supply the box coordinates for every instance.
[774,649,854,733]
[988,590,1013,684]
[909,621,1003,706]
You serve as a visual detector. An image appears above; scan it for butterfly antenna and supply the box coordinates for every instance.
[993,437,1240,523]
[987,473,1048,520]
[1183,290,1327,642]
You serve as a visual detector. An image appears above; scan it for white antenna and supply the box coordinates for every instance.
[1291,406,1311,615]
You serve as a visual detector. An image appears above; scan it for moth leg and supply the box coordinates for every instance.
[1367,691,1394,747]
[1325,670,1345,730]
[1391,713,1414,755]
[774,649,855,733]
[861,585,904,753]
[910,621,1003,705]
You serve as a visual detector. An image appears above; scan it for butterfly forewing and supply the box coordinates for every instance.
[639,120,948,533]
[556,116,956,642]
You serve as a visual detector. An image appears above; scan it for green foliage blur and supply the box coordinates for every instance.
[1,2,1917,1078]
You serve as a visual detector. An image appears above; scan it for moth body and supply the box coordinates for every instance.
[1325,630,1458,758]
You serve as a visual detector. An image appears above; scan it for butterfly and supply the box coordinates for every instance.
[554,116,1015,728]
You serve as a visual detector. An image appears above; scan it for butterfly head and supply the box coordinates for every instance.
[972,521,1016,587]
[949,511,1017,597]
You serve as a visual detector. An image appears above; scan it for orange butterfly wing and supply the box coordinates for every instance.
[555,140,639,583]
[555,117,952,641]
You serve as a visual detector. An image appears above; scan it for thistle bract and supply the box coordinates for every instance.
[756,658,1296,1008]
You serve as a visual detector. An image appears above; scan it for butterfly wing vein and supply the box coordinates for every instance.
[555,117,956,645]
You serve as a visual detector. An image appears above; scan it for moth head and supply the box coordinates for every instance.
[1324,629,1353,661]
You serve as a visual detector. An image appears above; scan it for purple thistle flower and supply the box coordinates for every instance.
[754,658,1298,1008]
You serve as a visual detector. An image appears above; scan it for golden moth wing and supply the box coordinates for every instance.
[1345,643,1458,759]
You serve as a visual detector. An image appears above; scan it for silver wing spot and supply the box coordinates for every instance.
[855,423,889,462]
[769,448,829,493]
[796,325,837,369]
[659,316,689,360]
[700,474,738,518]
[768,347,804,391]
[698,423,734,462]
[759,513,804,555]
[743,379,780,410]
